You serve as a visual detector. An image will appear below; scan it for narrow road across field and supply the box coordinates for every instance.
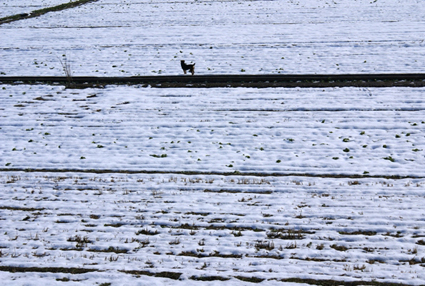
[1,73,425,88]
[0,0,98,25]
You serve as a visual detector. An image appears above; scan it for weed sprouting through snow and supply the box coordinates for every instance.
[57,54,73,88]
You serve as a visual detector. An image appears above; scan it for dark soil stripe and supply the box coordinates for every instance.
[1,73,425,88]
[119,270,182,280]
[0,0,98,25]
[280,278,411,286]
[0,167,421,180]
[0,206,45,211]
[0,266,99,274]
[189,275,231,281]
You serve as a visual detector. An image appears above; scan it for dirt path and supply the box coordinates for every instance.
[0,0,98,25]
[1,73,425,88]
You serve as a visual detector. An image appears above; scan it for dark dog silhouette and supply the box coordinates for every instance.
[181,60,195,75]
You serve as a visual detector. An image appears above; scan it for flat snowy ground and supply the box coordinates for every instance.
[1,169,425,285]
[1,0,425,76]
[1,85,425,285]
[2,85,425,177]
[1,0,425,285]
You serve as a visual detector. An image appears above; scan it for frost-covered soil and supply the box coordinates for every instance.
[1,0,425,76]
[1,85,425,285]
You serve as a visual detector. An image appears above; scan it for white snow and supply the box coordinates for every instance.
[1,170,425,285]
[1,85,425,176]
[1,85,425,284]
[1,0,425,76]
[1,0,425,285]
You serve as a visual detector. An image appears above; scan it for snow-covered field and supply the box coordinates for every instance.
[1,0,425,76]
[1,0,425,285]
[1,85,425,285]
[2,85,425,176]
[1,169,425,285]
